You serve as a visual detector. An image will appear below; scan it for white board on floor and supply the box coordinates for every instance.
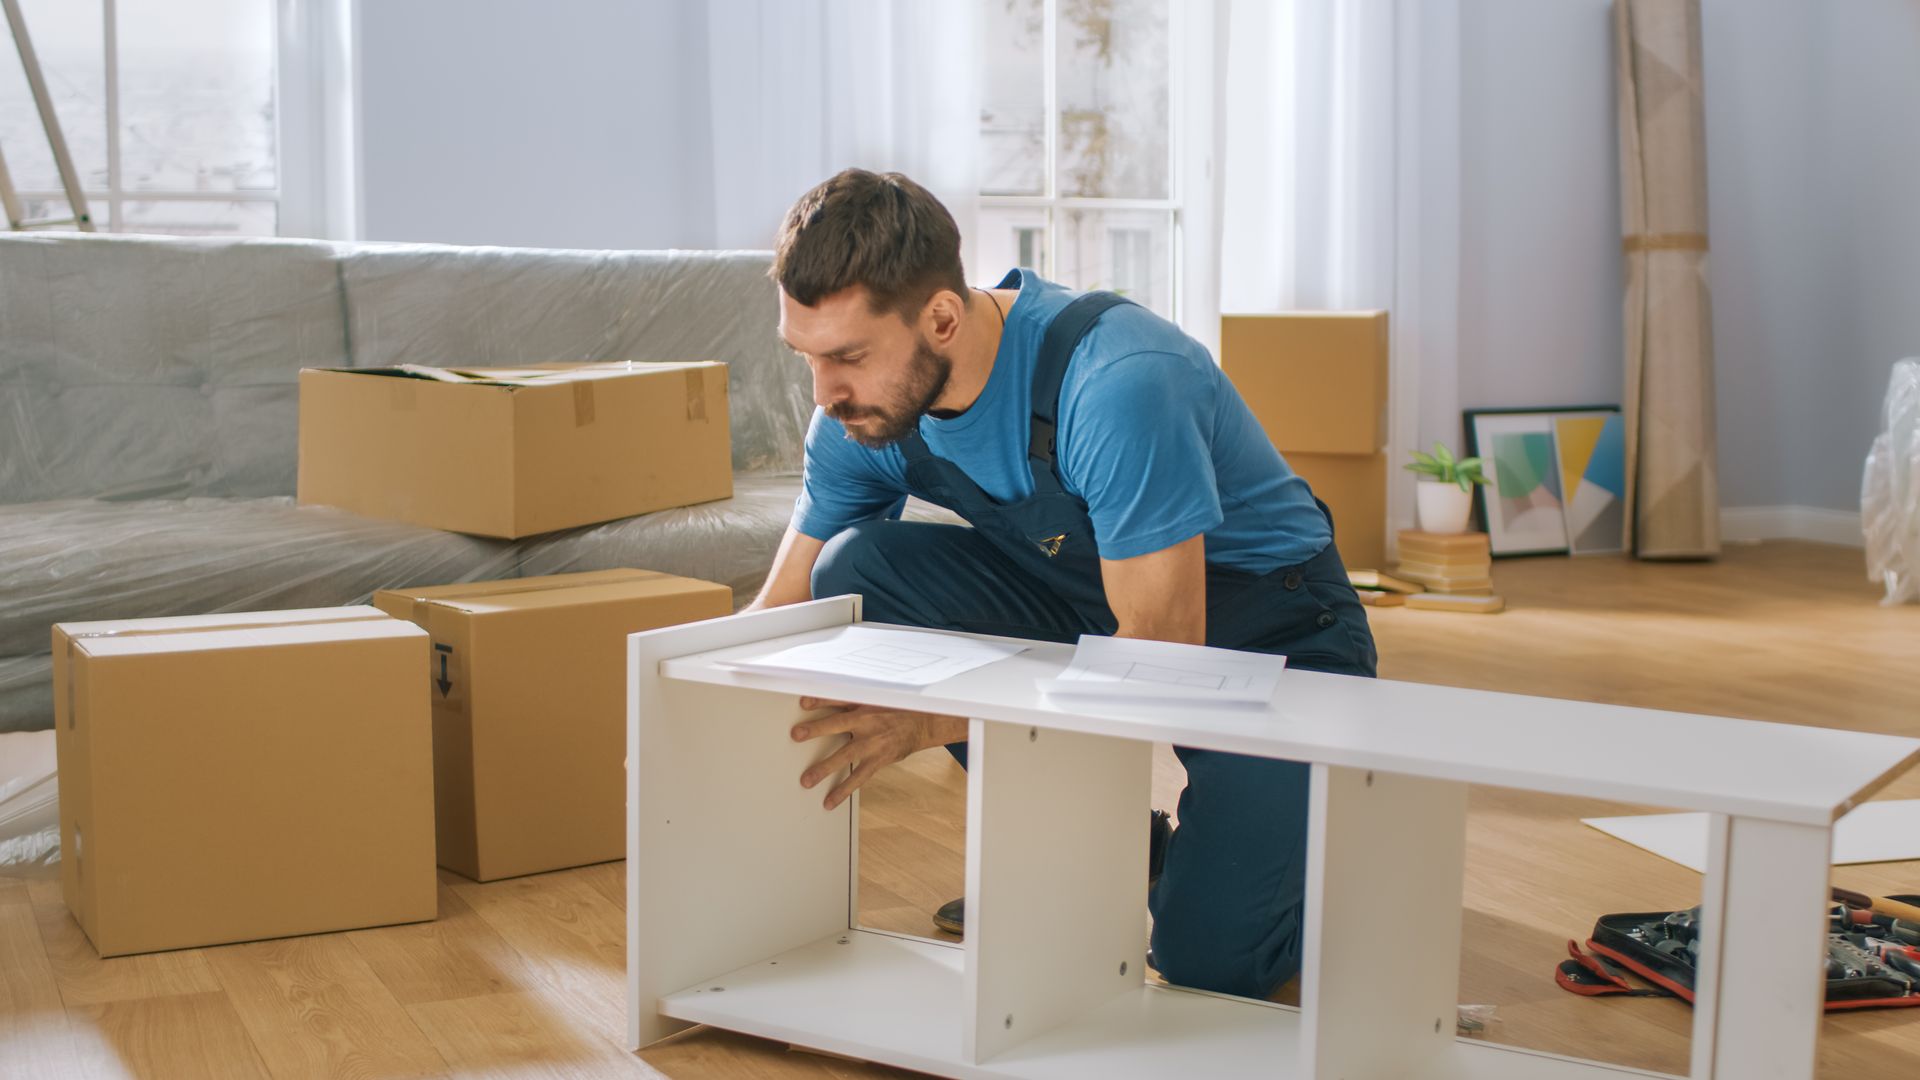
[1584,799,1920,872]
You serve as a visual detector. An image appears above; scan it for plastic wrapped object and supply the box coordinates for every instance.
[1863,358,1920,605]
[1456,1003,1497,1034]
[0,233,349,504]
[0,730,57,870]
[0,497,520,733]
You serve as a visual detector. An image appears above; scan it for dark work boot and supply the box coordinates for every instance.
[932,809,1173,937]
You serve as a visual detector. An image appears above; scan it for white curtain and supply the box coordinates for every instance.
[700,0,980,251]
[1216,0,1399,313]
[1208,0,1461,546]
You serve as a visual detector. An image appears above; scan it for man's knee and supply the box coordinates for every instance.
[1150,903,1303,999]
[810,519,911,604]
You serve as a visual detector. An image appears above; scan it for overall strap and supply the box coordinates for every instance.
[1028,291,1131,493]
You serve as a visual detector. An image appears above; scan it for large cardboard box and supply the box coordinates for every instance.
[1221,312,1389,455]
[1286,451,1388,571]
[52,607,436,958]
[373,569,733,881]
[298,362,731,539]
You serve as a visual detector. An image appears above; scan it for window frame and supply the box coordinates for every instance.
[977,0,1186,323]
[7,0,299,236]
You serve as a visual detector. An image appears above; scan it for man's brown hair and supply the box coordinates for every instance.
[773,169,969,321]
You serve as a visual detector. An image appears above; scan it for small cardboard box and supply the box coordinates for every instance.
[52,607,436,958]
[297,362,731,539]
[1221,312,1389,455]
[1286,451,1388,571]
[373,569,733,881]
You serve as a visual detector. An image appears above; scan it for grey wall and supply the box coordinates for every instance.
[1811,0,1920,511]
[1453,0,1920,513]
[355,0,715,250]
[1699,0,1826,508]
[1456,0,1623,421]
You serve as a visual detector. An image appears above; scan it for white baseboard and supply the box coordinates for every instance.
[1720,505,1864,547]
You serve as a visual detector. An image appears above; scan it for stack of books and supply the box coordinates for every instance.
[1348,569,1420,607]
[1395,530,1505,614]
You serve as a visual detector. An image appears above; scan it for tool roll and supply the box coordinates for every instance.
[1557,895,1920,1010]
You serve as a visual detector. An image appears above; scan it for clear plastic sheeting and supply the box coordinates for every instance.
[0,730,57,871]
[0,482,930,733]
[339,244,814,476]
[516,478,963,607]
[1864,358,1920,605]
[0,233,349,503]
[517,476,802,606]
[0,497,519,732]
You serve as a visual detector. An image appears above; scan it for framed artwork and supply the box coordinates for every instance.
[1464,406,1622,556]
[1552,411,1627,555]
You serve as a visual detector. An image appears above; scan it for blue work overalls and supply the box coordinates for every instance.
[810,293,1378,998]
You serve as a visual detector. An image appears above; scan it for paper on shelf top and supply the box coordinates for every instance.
[720,625,1026,688]
[1037,635,1287,707]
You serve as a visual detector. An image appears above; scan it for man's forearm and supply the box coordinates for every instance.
[749,525,827,611]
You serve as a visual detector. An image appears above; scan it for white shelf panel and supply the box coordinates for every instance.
[660,621,1920,827]
[657,930,1677,1080]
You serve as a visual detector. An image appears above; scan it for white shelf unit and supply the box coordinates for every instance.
[627,598,1920,1080]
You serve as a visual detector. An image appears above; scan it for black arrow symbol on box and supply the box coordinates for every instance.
[433,643,453,697]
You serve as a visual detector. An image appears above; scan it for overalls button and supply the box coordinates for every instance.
[1283,572,1302,590]
[1315,611,1337,629]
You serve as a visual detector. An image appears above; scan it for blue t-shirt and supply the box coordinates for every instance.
[791,270,1332,572]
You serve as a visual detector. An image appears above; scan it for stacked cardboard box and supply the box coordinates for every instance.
[1396,530,1506,614]
[374,568,732,881]
[52,608,436,957]
[1220,312,1390,570]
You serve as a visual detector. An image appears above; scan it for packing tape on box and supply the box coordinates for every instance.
[1622,232,1709,253]
[685,368,708,422]
[573,380,595,427]
[63,614,394,643]
[403,571,670,609]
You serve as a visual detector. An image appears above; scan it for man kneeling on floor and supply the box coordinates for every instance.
[744,168,1378,999]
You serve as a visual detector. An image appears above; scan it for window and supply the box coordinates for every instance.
[1015,225,1046,269]
[975,0,1178,318]
[0,0,281,236]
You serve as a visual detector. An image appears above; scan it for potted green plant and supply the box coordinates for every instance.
[1405,441,1488,534]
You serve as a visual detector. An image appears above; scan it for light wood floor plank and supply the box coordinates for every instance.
[204,932,450,1079]
[448,866,627,1047]
[0,898,85,1079]
[65,990,271,1080]
[406,990,662,1079]
[29,882,221,1008]
[348,876,538,1007]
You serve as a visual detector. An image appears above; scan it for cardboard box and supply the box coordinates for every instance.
[1286,451,1388,571]
[373,569,733,881]
[52,607,436,957]
[298,362,732,539]
[1220,312,1389,455]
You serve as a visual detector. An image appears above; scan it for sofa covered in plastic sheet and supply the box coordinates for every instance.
[0,233,936,734]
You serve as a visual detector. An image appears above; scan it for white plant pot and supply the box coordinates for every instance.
[1416,480,1474,534]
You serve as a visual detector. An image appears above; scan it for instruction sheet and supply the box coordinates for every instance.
[723,625,1026,688]
[1037,635,1287,707]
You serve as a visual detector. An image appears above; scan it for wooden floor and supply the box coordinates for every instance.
[4,539,1919,1078]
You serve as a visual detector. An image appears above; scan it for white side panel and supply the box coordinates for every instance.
[963,719,1153,1063]
[626,598,859,1050]
[1690,815,1832,1080]
[1302,764,1468,1079]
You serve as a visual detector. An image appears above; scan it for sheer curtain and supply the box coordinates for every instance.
[699,0,980,251]
[1208,0,1461,547]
